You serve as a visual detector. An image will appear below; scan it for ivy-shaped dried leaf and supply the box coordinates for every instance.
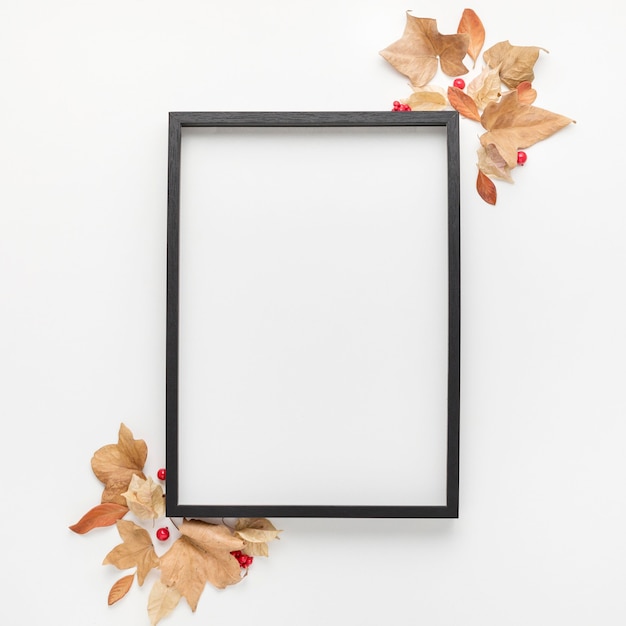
[69,502,129,534]
[380,12,469,87]
[467,65,501,110]
[447,86,481,121]
[108,574,134,606]
[148,580,182,626]
[483,40,548,88]
[457,8,485,67]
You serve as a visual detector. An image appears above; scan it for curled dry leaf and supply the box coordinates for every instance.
[69,503,129,534]
[477,144,514,182]
[380,12,469,87]
[483,40,547,89]
[406,86,448,111]
[148,580,182,626]
[447,86,481,121]
[103,519,160,586]
[91,423,147,506]
[457,8,485,67]
[235,518,282,557]
[122,475,165,521]
[477,169,497,205]
[467,65,501,110]
[108,574,134,606]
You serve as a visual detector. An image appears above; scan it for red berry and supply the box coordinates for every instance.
[393,101,400,108]
[157,468,166,480]
[230,550,242,558]
[453,78,465,90]
[156,527,170,541]
[517,150,528,165]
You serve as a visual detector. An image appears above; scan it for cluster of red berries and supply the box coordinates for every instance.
[231,550,254,569]
[391,100,411,111]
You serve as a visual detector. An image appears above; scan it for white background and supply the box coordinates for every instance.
[1,0,625,625]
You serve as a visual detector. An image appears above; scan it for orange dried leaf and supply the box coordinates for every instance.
[447,86,481,121]
[457,8,485,66]
[108,574,134,606]
[380,12,469,87]
[477,169,497,205]
[516,81,537,105]
[69,503,129,534]
[483,40,547,89]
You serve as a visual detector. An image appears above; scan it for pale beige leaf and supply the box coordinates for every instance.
[241,541,269,557]
[234,518,282,543]
[103,519,160,586]
[91,423,147,505]
[477,145,514,182]
[148,580,181,626]
[122,475,165,521]
[467,65,501,110]
[457,8,485,66]
[69,503,129,534]
[483,40,547,89]
[406,87,448,111]
[108,574,134,606]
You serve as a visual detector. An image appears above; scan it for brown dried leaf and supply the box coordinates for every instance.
[480,86,574,167]
[477,145,514,182]
[516,81,537,105]
[69,503,129,534]
[235,518,282,557]
[457,8,485,67]
[467,65,501,110]
[148,580,181,626]
[122,475,165,521]
[380,12,469,87]
[406,86,448,111]
[483,40,547,89]
[103,520,160,586]
[91,423,147,506]
[447,86,481,121]
[108,574,134,606]
[159,519,244,611]
[477,169,497,205]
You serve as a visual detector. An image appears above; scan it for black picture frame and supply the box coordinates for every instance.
[166,111,460,518]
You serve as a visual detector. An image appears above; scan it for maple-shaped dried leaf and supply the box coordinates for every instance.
[467,65,501,110]
[159,519,244,611]
[235,518,282,557]
[480,85,574,168]
[148,580,182,626]
[477,169,497,205]
[380,12,469,87]
[91,423,147,506]
[122,475,165,521]
[447,86,480,121]
[69,503,129,534]
[103,519,160,586]
[406,86,448,111]
[457,8,485,67]
[108,574,134,606]
[483,40,547,89]
[477,145,514,183]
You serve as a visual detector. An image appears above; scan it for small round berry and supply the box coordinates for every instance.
[453,78,465,90]
[157,468,166,480]
[156,527,170,541]
[230,550,242,558]
[517,151,528,165]
[246,556,254,566]
[393,100,400,108]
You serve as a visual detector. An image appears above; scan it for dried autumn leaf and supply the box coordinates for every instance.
[480,86,574,167]
[380,12,469,87]
[235,518,282,557]
[91,423,147,506]
[122,475,165,521]
[447,86,481,121]
[457,8,485,67]
[148,580,182,626]
[406,86,448,111]
[103,519,160,586]
[483,40,547,89]
[108,574,134,606]
[477,169,497,205]
[516,81,537,105]
[477,145,514,182]
[467,65,501,110]
[159,519,244,611]
[69,503,129,534]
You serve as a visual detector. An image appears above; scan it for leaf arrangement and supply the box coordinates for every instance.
[380,9,575,204]
[70,424,281,625]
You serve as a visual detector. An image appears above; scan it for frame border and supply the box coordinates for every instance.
[166,111,460,518]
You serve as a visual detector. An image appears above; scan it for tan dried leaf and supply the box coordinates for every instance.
[103,519,160,586]
[69,503,129,534]
[235,518,282,557]
[91,423,147,505]
[122,475,165,521]
[447,86,481,121]
[380,12,469,87]
[467,65,501,110]
[477,169,497,205]
[480,85,574,167]
[457,8,485,67]
[477,145,514,182]
[108,574,134,606]
[159,519,244,611]
[483,40,547,89]
[406,86,448,111]
[148,580,182,626]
